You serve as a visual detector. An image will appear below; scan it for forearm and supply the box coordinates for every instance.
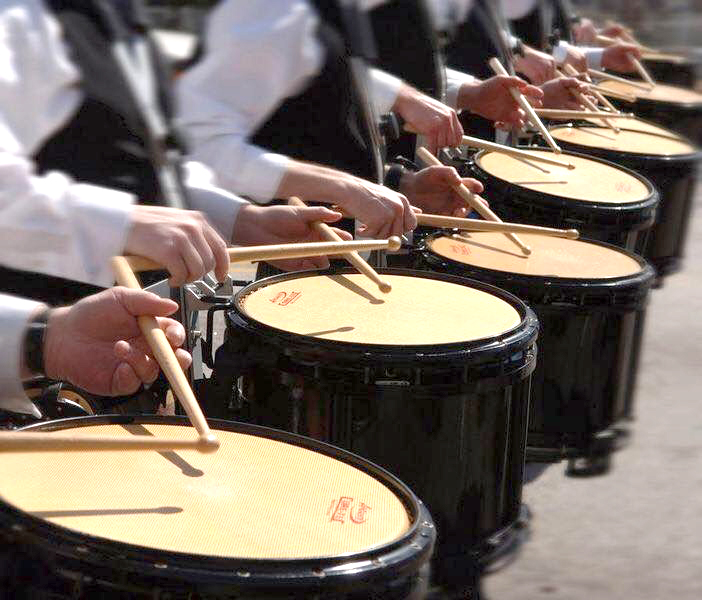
[275,161,355,207]
[0,154,133,287]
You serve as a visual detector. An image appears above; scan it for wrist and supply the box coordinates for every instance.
[397,169,416,197]
[456,81,480,113]
[22,307,53,379]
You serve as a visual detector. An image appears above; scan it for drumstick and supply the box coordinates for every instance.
[563,64,620,112]
[587,68,652,91]
[125,239,402,273]
[488,57,562,154]
[287,197,394,293]
[534,109,635,119]
[460,135,575,169]
[416,214,579,239]
[631,56,656,88]
[554,69,620,133]
[594,34,658,54]
[641,51,688,64]
[111,256,218,448]
[585,83,637,102]
[0,432,218,453]
[416,147,531,255]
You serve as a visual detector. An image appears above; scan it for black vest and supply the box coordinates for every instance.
[0,0,179,304]
[369,0,445,160]
[251,3,376,182]
[444,0,514,140]
[511,0,574,50]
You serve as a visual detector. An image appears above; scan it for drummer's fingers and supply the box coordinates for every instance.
[461,177,483,194]
[114,340,160,386]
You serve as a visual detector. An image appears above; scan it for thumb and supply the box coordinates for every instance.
[116,288,179,318]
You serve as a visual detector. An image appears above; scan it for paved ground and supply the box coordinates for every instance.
[485,186,702,599]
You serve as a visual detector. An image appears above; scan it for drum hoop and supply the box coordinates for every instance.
[473,147,661,210]
[545,125,702,163]
[420,233,656,300]
[229,267,537,360]
[5,415,435,583]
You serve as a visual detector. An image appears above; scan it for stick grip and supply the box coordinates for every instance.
[287,198,393,293]
[111,257,215,443]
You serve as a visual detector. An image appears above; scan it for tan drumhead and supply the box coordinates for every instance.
[584,116,684,138]
[476,149,649,203]
[240,274,521,345]
[0,424,411,559]
[550,125,697,156]
[598,80,702,105]
[428,233,643,279]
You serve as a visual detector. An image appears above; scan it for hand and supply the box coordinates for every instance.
[400,166,484,217]
[394,84,463,153]
[232,204,353,271]
[458,75,543,129]
[514,46,557,85]
[560,46,588,73]
[125,206,229,286]
[275,161,415,238]
[573,18,598,44]
[602,43,642,73]
[539,77,591,109]
[43,288,191,396]
[601,22,637,44]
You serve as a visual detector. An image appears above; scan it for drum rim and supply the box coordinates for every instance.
[229,267,538,357]
[4,415,435,582]
[546,123,702,161]
[421,232,656,290]
[473,146,662,209]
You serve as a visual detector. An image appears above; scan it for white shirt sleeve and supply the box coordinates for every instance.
[177,0,323,203]
[368,68,403,115]
[0,1,134,287]
[0,294,43,417]
[182,161,251,242]
[445,68,477,110]
[552,41,604,70]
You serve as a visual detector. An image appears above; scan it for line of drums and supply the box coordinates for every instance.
[2,84,700,599]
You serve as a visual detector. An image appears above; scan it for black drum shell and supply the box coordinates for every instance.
[544,125,702,282]
[643,58,698,88]
[222,268,538,587]
[606,92,702,146]
[0,415,435,599]
[420,235,656,462]
[467,148,659,255]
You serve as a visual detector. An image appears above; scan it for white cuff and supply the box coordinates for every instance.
[445,68,477,110]
[0,295,43,417]
[68,185,134,287]
[583,47,605,70]
[183,161,252,242]
[369,68,404,114]
[552,40,571,64]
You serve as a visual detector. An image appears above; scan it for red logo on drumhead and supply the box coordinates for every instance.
[328,497,371,525]
[269,291,302,306]
[451,244,471,256]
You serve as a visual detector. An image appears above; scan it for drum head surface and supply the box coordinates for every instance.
[583,116,685,137]
[428,233,643,279]
[476,148,650,203]
[0,424,411,559]
[239,273,521,345]
[598,80,702,105]
[550,125,697,156]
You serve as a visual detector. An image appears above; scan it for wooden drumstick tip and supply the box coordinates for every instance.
[378,281,392,294]
[522,245,533,256]
[197,434,220,453]
[567,163,576,170]
[566,229,580,239]
[387,236,402,251]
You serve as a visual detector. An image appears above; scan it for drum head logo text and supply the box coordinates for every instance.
[327,496,371,524]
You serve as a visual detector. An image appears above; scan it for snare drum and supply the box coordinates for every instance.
[643,54,698,88]
[596,80,702,144]
[469,147,658,254]
[220,269,538,588]
[549,125,702,283]
[0,416,434,599]
[421,232,655,477]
